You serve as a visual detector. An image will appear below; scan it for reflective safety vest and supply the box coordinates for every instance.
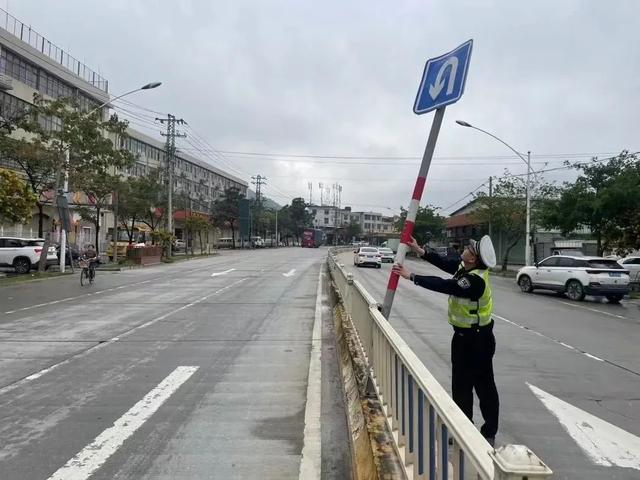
[447,266,493,328]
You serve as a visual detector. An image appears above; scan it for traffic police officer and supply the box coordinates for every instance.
[392,235,499,446]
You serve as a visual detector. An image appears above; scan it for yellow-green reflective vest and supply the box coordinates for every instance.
[447,267,493,328]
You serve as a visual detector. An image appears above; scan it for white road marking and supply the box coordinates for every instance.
[0,278,248,396]
[493,314,609,365]
[283,269,296,277]
[584,353,604,362]
[47,366,198,480]
[528,383,640,470]
[2,280,154,315]
[558,300,627,319]
[211,268,235,277]
[298,264,323,479]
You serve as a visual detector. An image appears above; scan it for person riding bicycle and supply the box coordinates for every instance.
[82,244,99,270]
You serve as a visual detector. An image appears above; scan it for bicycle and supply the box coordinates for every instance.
[78,257,96,286]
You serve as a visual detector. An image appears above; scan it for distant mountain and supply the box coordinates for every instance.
[246,189,282,210]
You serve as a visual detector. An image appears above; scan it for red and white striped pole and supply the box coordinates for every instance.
[381,107,446,319]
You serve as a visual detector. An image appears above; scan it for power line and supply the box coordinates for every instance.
[216,149,623,162]
[440,180,490,213]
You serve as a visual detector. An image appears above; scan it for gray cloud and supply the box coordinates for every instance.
[8,0,639,213]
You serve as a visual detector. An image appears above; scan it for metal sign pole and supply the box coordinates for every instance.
[381,106,445,319]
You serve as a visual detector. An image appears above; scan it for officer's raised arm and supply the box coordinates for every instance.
[405,236,459,275]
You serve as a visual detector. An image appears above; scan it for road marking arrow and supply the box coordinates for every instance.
[283,269,296,277]
[528,383,640,470]
[211,268,235,277]
[428,56,458,100]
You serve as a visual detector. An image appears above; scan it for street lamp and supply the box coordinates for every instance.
[58,82,162,272]
[455,120,533,266]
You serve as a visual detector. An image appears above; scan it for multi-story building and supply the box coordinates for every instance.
[0,8,246,249]
[307,204,397,244]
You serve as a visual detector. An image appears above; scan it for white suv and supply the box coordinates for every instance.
[354,246,381,268]
[517,255,630,303]
[618,256,640,284]
[0,237,58,274]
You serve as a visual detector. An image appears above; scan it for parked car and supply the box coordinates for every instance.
[378,247,395,263]
[353,246,381,268]
[0,237,57,274]
[618,256,640,283]
[174,239,186,251]
[516,255,629,303]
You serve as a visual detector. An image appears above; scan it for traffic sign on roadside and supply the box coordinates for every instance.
[382,39,474,319]
[413,39,473,114]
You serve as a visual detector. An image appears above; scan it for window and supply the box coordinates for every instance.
[324,218,329,224]
[39,71,74,99]
[312,209,316,215]
[324,209,329,215]
[1,49,38,88]
[586,259,623,269]
[557,257,576,268]
[0,91,30,120]
[6,238,23,247]
[539,257,561,267]
[364,214,370,220]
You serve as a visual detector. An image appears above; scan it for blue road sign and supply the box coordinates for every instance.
[413,39,473,115]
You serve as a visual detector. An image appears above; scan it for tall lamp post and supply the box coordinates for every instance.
[59,82,162,272]
[455,120,533,266]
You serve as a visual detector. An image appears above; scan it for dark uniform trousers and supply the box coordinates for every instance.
[451,320,499,438]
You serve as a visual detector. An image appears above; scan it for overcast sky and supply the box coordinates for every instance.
[6,0,639,214]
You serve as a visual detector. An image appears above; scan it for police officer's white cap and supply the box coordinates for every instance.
[469,235,496,268]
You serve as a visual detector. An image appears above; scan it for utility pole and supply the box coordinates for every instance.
[488,176,493,239]
[525,151,532,266]
[251,175,267,242]
[319,182,323,205]
[308,182,313,205]
[156,114,186,257]
[251,175,266,203]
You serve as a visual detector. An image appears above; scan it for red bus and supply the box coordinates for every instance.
[302,228,325,248]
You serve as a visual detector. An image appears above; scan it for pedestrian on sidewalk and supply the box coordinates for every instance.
[392,235,500,446]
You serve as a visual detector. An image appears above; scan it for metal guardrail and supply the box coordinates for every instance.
[0,7,108,92]
[327,249,552,480]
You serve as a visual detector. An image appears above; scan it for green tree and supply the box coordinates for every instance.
[0,98,58,237]
[17,95,134,267]
[0,168,37,224]
[184,214,209,255]
[346,220,362,240]
[290,197,313,244]
[395,205,446,245]
[75,172,120,253]
[473,172,555,270]
[211,187,243,248]
[0,139,59,237]
[539,152,640,255]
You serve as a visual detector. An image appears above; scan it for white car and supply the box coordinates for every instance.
[378,247,395,263]
[516,255,630,303]
[354,246,381,268]
[618,256,640,283]
[0,237,58,274]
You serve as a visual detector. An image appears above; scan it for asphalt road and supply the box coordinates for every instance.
[338,252,640,480]
[0,247,350,480]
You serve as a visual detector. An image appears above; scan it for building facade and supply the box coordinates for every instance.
[0,8,247,250]
[307,204,397,244]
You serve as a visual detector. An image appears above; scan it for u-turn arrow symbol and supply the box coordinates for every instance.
[428,56,458,100]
